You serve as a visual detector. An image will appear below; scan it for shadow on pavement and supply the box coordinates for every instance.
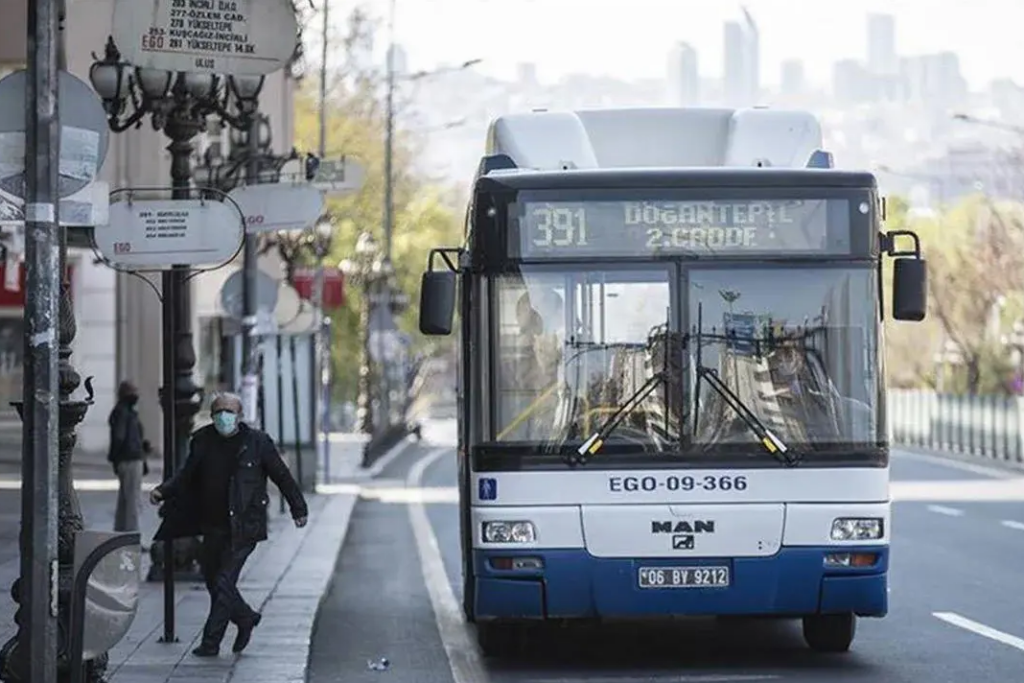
[485,617,881,677]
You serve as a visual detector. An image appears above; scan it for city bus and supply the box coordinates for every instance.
[416,107,927,656]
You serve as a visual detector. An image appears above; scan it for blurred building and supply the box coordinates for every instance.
[0,0,297,455]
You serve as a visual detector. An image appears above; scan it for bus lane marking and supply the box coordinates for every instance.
[933,612,1024,653]
[407,447,491,683]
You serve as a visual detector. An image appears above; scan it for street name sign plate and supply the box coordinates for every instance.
[112,0,300,76]
[97,199,242,267]
[228,184,324,234]
[0,70,109,199]
[311,157,365,197]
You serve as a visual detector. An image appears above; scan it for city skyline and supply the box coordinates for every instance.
[342,0,1024,89]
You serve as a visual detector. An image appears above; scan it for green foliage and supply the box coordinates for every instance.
[292,10,462,403]
[883,193,1024,394]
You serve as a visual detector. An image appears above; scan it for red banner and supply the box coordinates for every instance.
[291,268,345,308]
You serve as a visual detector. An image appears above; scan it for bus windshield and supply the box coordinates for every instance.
[490,265,881,460]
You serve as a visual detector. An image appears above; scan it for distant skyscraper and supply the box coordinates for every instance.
[723,7,759,106]
[833,59,871,104]
[900,52,966,105]
[866,14,897,76]
[517,62,538,86]
[667,42,699,105]
[780,60,805,98]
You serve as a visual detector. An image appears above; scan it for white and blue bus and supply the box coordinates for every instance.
[417,107,927,656]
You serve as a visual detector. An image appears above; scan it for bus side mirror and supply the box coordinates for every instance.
[419,271,456,335]
[892,258,926,321]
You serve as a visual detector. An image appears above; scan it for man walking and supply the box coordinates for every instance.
[149,392,308,657]
[108,380,150,532]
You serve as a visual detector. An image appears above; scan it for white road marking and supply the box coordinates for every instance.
[1000,520,1024,532]
[532,677,779,683]
[933,612,1024,653]
[364,437,413,477]
[0,479,159,492]
[407,447,489,683]
[926,505,964,517]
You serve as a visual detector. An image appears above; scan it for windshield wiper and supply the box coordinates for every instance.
[571,372,665,466]
[696,365,800,466]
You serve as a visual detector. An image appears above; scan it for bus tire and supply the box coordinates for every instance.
[476,622,519,657]
[802,614,856,653]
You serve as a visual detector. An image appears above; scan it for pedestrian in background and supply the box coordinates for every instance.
[149,392,309,657]
[107,380,151,532]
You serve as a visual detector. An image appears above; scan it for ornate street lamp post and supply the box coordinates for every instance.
[88,36,264,587]
[194,113,298,396]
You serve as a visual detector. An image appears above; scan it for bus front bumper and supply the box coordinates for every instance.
[472,546,888,620]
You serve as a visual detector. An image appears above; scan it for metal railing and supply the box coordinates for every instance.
[887,389,1024,465]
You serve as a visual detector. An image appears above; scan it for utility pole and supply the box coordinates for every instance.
[319,0,328,160]
[21,0,61,680]
[240,113,260,424]
[317,0,330,475]
[383,0,396,263]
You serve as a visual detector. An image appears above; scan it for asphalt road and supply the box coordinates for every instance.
[309,420,1024,683]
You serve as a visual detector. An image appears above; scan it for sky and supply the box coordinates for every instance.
[327,0,1024,88]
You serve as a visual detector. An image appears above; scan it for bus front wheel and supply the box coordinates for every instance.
[802,614,856,653]
[476,622,521,657]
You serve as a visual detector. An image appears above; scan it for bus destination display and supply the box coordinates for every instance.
[518,199,849,257]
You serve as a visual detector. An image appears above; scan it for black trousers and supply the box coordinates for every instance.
[199,528,258,647]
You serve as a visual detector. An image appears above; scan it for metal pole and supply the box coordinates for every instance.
[322,317,332,482]
[19,0,61,677]
[312,260,326,482]
[383,0,396,263]
[318,0,328,160]
[289,335,304,489]
[159,267,176,643]
[276,335,286,514]
[240,114,260,425]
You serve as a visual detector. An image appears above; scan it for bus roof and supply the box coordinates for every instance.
[476,167,878,193]
[483,107,835,173]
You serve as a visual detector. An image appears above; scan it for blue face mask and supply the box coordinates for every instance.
[213,411,239,436]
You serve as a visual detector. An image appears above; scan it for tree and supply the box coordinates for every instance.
[290,8,463,405]
[883,194,1024,394]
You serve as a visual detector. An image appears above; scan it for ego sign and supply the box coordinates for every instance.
[608,475,749,493]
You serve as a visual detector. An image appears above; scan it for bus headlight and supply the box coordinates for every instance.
[830,517,884,541]
[482,521,536,544]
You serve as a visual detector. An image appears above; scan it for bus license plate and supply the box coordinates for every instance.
[638,566,730,588]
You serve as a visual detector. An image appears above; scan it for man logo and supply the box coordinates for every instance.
[651,520,715,534]
[672,534,694,550]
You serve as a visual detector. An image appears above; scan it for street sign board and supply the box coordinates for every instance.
[111,0,300,76]
[0,69,109,199]
[310,157,365,197]
[97,199,242,268]
[273,281,301,327]
[227,183,324,234]
[219,267,280,319]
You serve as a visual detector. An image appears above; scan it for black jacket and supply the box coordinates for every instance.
[153,423,308,544]
[108,402,146,465]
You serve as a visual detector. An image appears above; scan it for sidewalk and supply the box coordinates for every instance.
[0,430,400,683]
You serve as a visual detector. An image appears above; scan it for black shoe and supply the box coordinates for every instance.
[192,644,219,657]
[232,612,262,653]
